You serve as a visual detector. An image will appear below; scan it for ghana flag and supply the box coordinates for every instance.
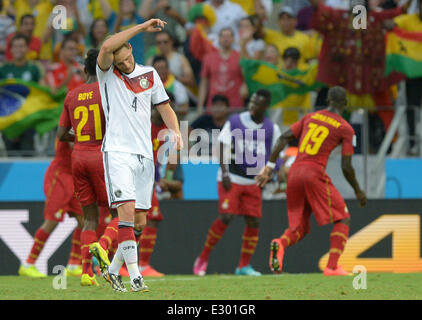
[0,79,66,139]
[240,58,323,108]
[386,27,422,79]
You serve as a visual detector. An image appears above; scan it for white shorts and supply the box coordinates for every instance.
[103,151,155,210]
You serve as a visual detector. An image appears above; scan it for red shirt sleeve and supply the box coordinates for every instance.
[290,116,305,139]
[200,53,212,79]
[58,94,72,128]
[341,125,356,156]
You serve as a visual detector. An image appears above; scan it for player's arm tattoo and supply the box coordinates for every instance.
[268,129,296,163]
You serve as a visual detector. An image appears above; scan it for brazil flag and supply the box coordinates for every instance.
[0,79,66,139]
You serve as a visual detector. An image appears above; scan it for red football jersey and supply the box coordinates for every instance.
[59,82,105,151]
[151,122,168,165]
[290,109,355,168]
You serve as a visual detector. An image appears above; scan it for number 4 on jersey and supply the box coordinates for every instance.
[132,97,137,112]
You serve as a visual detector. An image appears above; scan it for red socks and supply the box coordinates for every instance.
[238,227,259,268]
[327,223,350,270]
[81,230,97,276]
[98,217,119,251]
[118,225,135,244]
[139,226,157,267]
[26,228,50,264]
[67,227,82,266]
[199,219,228,261]
[280,228,304,248]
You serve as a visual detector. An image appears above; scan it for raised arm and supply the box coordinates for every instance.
[341,155,367,207]
[97,19,166,71]
[255,129,296,188]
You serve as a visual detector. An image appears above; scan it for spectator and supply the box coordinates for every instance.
[191,94,230,131]
[206,0,247,49]
[263,6,316,69]
[309,0,409,152]
[99,0,152,64]
[198,27,246,114]
[43,37,85,93]
[0,33,42,82]
[280,0,311,15]
[42,0,86,51]
[152,55,190,119]
[0,32,43,156]
[85,18,109,50]
[393,0,422,154]
[52,32,85,64]
[147,31,196,90]
[273,47,312,129]
[5,14,41,61]
[0,0,15,64]
[262,44,281,66]
[10,0,54,61]
[239,15,266,60]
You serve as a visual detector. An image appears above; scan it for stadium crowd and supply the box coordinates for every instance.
[0,0,421,157]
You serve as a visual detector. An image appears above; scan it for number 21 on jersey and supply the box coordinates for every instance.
[299,122,329,155]
[74,104,103,142]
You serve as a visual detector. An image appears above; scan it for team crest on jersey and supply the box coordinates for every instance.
[140,78,149,89]
[222,199,229,210]
[114,190,122,198]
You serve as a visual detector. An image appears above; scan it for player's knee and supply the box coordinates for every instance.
[135,222,146,231]
[218,214,233,225]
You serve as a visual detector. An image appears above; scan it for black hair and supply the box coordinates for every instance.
[255,89,271,105]
[20,14,35,26]
[282,47,301,61]
[89,18,107,49]
[152,55,168,67]
[240,15,262,40]
[10,33,30,47]
[0,0,3,12]
[219,27,235,37]
[84,48,99,76]
[327,86,347,109]
[211,94,230,107]
[61,34,78,50]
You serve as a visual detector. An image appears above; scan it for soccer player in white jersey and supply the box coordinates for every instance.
[93,18,182,293]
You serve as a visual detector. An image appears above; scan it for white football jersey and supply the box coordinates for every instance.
[96,63,169,159]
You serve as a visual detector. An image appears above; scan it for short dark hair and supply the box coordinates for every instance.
[20,14,35,26]
[282,47,301,61]
[327,86,347,109]
[219,27,235,37]
[10,33,30,47]
[152,55,168,67]
[0,0,3,12]
[211,94,230,107]
[84,48,99,76]
[61,36,77,50]
[255,89,271,106]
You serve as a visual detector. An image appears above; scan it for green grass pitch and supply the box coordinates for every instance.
[1,273,421,300]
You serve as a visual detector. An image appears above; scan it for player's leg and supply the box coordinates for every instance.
[19,219,59,278]
[236,216,261,276]
[66,212,84,277]
[305,172,351,275]
[139,192,164,277]
[193,182,239,275]
[324,218,351,276]
[236,184,262,276]
[270,168,311,273]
